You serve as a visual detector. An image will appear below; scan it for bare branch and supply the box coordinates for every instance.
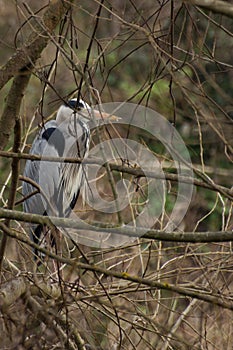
[0,150,231,198]
[0,72,30,151]
[26,295,86,350]
[0,208,232,243]
[0,116,21,273]
[1,221,233,311]
[0,0,72,90]
[0,221,232,312]
[0,0,73,151]
[185,0,233,19]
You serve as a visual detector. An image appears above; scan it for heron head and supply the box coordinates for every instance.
[56,98,120,125]
[56,99,90,124]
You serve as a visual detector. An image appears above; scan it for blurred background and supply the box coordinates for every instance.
[0,1,232,349]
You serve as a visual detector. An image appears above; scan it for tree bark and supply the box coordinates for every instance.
[0,0,73,150]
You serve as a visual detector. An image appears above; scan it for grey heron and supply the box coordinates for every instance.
[22,98,114,259]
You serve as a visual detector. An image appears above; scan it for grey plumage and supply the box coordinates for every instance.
[22,99,91,257]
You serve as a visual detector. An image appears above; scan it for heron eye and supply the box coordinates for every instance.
[67,100,85,110]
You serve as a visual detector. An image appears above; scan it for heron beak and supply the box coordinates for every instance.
[82,109,120,122]
[94,110,120,121]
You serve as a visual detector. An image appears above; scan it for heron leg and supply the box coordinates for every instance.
[33,224,43,262]
[32,224,55,264]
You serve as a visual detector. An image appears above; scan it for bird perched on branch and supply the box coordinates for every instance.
[22,98,114,260]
